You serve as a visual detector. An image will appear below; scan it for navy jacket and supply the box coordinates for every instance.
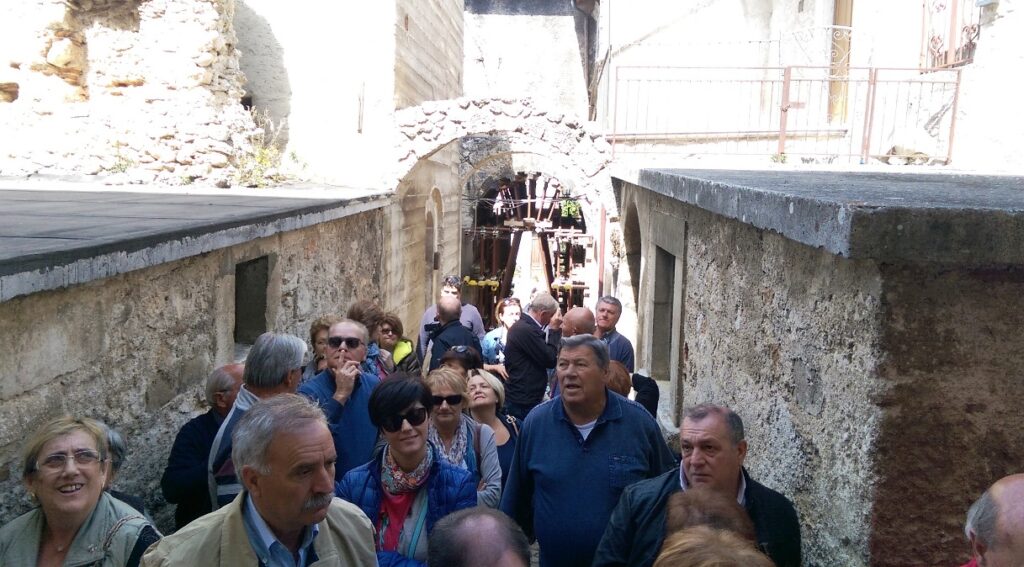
[160,409,222,530]
[499,392,675,567]
[503,314,561,408]
[601,330,635,373]
[336,444,477,567]
[591,467,802,567]
[426,320,483,372]
[299,368,382,481]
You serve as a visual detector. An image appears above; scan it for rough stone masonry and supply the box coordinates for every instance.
[0,0,257,186]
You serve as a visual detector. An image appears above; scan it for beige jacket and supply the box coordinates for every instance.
[141,492,376,567]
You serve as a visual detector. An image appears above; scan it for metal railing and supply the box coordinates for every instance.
[607,65,962,165]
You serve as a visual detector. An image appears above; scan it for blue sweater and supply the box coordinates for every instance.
[499,391,675,567]
[161,409,222,529]
[298,369,381,481]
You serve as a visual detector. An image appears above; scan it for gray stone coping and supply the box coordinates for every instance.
[625,168,1024,265]
[0,184,390,302]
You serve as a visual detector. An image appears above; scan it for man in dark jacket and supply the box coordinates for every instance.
[426,296,483,372]
[592,404,801,567]
[161,363,243,530]
[502,292,562,421]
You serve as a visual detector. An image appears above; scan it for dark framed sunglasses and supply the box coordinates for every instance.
[380,407,428,433]
[432,394,463,407]
[328,336,363,349]
[379,327,396,336]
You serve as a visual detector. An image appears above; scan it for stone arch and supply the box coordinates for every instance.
[622,195,642,308]
[394,98,615,225]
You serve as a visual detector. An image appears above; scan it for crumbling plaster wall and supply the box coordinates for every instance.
[0,209,383,532]
[0,0,257,185]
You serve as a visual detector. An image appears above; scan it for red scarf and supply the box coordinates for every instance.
[378,491,417,551]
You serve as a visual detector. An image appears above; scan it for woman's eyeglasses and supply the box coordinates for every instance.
[449,345,471,354]
[380,407,428,433]
[328,336,363,349]
[432,394,463,407]
[37,449,105,472]
[379,327,396,336]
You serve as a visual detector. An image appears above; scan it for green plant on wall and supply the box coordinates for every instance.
[235,107,288,188]
[560,198,582,219]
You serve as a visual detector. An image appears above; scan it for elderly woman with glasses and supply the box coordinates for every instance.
[0,416,160,567]
[424,367,502,508]
[337,375,475,567]
[481,297,521,380]
[378,312,421,376]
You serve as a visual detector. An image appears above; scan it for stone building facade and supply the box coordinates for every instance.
[618,169,1024,566]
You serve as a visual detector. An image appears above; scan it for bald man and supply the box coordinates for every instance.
[429,507,530,567]
[562,306,596,338]
[161,363,244,529]
[963,473,1024,567]
[426,295,482,371]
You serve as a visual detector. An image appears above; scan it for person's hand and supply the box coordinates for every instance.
[330,360,360,405]
[548,308,563,331]
[485,363,509,380]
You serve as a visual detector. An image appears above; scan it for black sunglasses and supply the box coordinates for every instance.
[380,407,428,433]
[328,336,363,349]
[432,394,463,406]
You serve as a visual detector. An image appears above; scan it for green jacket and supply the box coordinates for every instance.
[0,492,154,567]
[141,491,376,567]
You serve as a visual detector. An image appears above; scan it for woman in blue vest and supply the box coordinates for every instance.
[424,367,503,508]
[336,375,475,567]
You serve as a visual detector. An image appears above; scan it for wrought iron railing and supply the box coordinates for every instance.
[606,65,962,165]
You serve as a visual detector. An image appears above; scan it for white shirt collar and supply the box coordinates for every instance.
[678,467,747,506]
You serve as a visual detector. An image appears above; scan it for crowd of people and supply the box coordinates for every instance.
[0,274,1021,566]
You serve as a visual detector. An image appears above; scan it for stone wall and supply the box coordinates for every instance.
[0,0,257,186]
[620,173,1024,565]
[396,0,464,109]
[0,208,383,532]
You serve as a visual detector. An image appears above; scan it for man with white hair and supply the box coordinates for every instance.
[162,363,243,529]
[143,395,376,565]
[961,473,1024,567]
[208,332,307,509]
[502,292,563,421]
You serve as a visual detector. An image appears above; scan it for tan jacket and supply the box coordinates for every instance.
[141,492,376,567]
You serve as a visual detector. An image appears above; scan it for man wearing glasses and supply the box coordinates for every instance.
[298,318,382,481]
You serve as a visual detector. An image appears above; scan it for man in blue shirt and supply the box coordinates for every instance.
[500,334,675,567]
[298,319,381,481]
[595,296,635,373]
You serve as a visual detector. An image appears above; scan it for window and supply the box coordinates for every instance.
[234,256,269,345]
[923,0,981,68]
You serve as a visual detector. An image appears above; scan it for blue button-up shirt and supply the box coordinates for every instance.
[242,494,319,567]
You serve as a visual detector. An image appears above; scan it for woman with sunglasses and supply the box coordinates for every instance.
[481,297,521,380]
[337,375,475,567]
[378,312,421,376]
[424,368,502,508]
[0,416,160,567]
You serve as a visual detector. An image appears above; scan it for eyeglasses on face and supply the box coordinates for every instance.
[379,327,396,336]
[432,394,463,407]
[37,449,105,472]
[328,336,363,349]
[380,407,428,433]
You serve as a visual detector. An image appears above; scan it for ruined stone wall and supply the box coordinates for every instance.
[623,181,887,565]
[0,0,256,185]
[0,208,383,532]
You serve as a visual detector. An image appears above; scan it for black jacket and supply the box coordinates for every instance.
[160,409,222,530]
[427,319,483,372]
[503,314,561,407]
[591,467,801,567]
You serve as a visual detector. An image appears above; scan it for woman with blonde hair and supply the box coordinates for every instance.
[466,368,520,489]
[654,526,775,567]
[424,367,502,507]
[0,416,160,566]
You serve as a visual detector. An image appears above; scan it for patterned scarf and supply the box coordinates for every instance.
[381,442,434,494]
[428,420,468,469]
